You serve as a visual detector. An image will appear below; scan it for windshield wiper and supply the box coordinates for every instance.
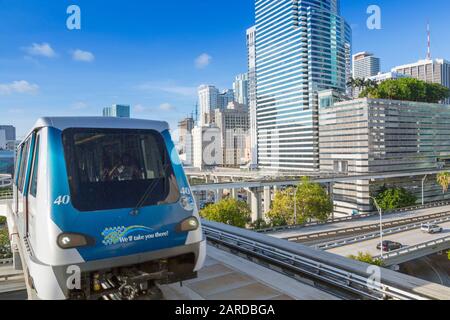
[129,163,171,216]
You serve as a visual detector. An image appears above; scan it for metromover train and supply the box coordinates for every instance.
[11,117,205,299]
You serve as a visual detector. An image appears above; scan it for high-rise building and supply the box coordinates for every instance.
[192,125,222,169]
[352,52,381,79]
[102,104,131,118]
[0,130,6,150]
[218,89,235,109]
[178,117,195,166]
[0,125,16,141]
[214,102,250,167]
[198,86,234,126]
[392,58,450,104]
[247,26,258,168]
[319,97,450,215]
[198,85,219,126]
[233,73,249,106]
[254,0,351,172]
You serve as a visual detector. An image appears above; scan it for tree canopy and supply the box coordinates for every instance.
[200,198,251,228]
[374,187,417,211]
[348,252,384,267]
[266,177,333,227]
[360,78,450,103]
[0,228,11,259]
[437,172,450,194]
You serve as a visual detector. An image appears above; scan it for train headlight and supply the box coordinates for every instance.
[176,217,199,233]
[57,233,93,249]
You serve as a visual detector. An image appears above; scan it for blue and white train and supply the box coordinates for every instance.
[11,117,205,300]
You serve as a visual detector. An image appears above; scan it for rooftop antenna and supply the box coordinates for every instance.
[427,20,432,60]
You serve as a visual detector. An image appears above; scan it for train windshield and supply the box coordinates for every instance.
[62,128,180,212]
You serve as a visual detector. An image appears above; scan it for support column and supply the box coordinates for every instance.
[249,187,262,222]
[263,186,271,216]
[231,188,238,200]
[215,189,223,202]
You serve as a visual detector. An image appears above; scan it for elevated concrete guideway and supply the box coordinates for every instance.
[268,205,450,243]
[188,169,444,192]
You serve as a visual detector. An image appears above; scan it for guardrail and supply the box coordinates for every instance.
[258,200,450,234]
[285,211,450,243]
[0,259,13,265]
[0,193,12,201]
[316,216,450,250]
[374,236,450,263]
[202,220,440,300]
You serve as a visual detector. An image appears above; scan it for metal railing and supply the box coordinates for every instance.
[316,216,450,250]
[285,211,450,243]
[374,236,450,262]
[257,200,450,234]
[0,259,13,265]
[203,220,433,300]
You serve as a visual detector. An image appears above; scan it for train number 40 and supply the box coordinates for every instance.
[54,195,71,206]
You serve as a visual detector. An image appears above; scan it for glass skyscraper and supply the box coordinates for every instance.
[254,0,351,171]
[102,104,131,118]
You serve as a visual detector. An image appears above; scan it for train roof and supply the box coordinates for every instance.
[34,116,168,134]
[20,117,170,144]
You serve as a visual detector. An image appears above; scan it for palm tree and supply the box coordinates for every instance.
[436,172,450,193]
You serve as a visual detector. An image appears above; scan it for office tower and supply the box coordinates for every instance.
[319,97,450,215]
[198,86,235,126]
[214,102,250,167]
[392,59,450,104]
[0,125,16,141]
[255,0,351,172]
[178,117,195,165]
[192,125,222,169]
[233,73,249,106]
[247,26,258,168]
[198,85,219,126]
[352,52,381,79]
[218,89,235,109]
[0,130,6,150]
[102,104,131,118]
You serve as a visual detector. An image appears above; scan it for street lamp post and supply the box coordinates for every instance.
[421,175,428,206]
[371,197,384,259]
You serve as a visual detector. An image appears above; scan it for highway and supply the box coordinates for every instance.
[268,204,450,243]
[326,221,450,258]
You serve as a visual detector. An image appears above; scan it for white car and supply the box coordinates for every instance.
[421,224,443,234]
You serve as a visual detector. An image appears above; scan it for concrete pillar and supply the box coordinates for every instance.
[249,187,262,222]
[231,188,238,200]
[263,186,271,215]
[215,189,223,202]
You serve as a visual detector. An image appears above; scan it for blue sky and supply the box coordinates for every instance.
[1,0,450,138]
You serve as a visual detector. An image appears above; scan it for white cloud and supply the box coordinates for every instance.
[134,104,147,113]
[72,49,95,62]
[195,53,212,69]
[0,80,39,95]
[71,101,88,110]
[24,43,56,58]
[137,82,197,97]
[160,103,176,111]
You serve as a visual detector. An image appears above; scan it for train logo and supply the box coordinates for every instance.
[101,225,155,245]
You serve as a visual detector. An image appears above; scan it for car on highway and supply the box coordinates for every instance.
[376,240,403,252]
[420,223,443,234]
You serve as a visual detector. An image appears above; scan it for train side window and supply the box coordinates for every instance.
[29,135,40,197]
[14,145,24,186]
[18,138,31,193]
